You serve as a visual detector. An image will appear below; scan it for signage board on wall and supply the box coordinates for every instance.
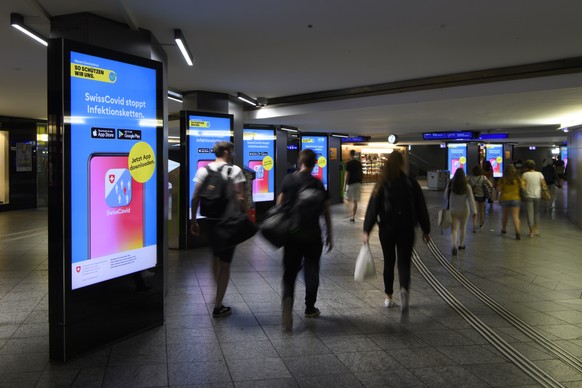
[447,143,467,178]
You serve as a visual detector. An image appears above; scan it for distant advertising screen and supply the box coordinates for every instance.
[187,114,233,219]
[485,144,504,178]
[69,51,159,290]
[243,129,275,202]
[301,135,328,189]
[447,143,467,178]
[561,148,568,168]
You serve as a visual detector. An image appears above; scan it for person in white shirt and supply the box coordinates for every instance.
[521,159,545,237]
[444,168,477,256]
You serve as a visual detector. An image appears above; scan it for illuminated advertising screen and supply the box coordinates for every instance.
[243,128,275,202]
[69,50,159,290]
[447,143,467,178]
[301,135,328,189]
[485,144,504,178]
[561,147,568,168]
[187,113,233,219]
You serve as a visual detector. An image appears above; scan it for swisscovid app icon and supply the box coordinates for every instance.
[105,168,132,207]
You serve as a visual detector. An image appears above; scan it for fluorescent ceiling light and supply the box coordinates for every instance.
[168,89,183,103]
[331,133,349,138]
[174,29,194,66]
[279,127,298,133]
[10,13,48,47]
[237,92,257,107]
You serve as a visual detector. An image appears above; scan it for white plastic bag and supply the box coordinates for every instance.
[354,244,376,281]
[437,208,452,229]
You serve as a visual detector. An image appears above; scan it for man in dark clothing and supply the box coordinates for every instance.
[541,158,557,210]
[279,149,332,331]
[344,150,363,222]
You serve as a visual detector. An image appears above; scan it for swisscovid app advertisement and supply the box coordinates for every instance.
[485,144,504,178]
[243,129,275,202]
[69,51,158,290]
[187,114,233,219]
[301,135,328,189]
[447,143,467,178]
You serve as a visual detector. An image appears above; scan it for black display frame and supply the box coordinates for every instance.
[48,38,165,362]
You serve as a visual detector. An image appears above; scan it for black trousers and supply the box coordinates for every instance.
[379,226,415,295]
[282,238,323,309]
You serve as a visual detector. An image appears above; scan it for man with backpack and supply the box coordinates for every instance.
[191,141,246,318]
[278,149,333,331]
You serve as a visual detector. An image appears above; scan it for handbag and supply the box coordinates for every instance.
[438,208,452,229]
[260,204,291,248]
[354,244,376,281]
[216,213,257,247]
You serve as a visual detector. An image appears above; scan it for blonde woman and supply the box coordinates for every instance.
[496,164,523,240]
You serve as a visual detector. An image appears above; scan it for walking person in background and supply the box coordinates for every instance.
[363,151,430,314]
[469,165,493,232]
[541,158,557,210]
[279,149,332,331]
[191,141,246,318]
[482,160,495,210]
[496,164,523,240]
[521,159,546,237]
[344,149,363,223]
[445,168,477,256]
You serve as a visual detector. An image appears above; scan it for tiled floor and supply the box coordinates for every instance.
[1,183,582,387]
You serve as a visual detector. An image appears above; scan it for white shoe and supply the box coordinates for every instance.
[384,298,395,308]
[400,289,409,313]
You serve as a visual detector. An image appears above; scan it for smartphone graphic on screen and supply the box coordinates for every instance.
[248,160,268,193]
[451,158,460,173]
[490,158,500,175]
[88,153,144,259]
[197,159,213,170]
[312,164,323,182]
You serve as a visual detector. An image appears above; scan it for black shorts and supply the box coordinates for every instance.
[206,219,236,263]
[474,196,486,203]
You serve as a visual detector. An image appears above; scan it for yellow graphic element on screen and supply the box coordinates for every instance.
[71,64,117,83]
[128,142,156,183]
[302,138,314,143]
[318,156,327,168]
[496,156,503,163]
[459,156,466,165]
[189,120,210,128]
[262,156,274,171]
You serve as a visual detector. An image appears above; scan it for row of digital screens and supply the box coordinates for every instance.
[448,143,504,178]
[187,115,328,219]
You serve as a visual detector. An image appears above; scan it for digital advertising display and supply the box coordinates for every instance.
[485,144,504,178]
[187,113,233,219]
[243,128,275,202]
[69,50,159,290]
[301,135,328,189]
[447,143,467,178]
[561,147,568,168]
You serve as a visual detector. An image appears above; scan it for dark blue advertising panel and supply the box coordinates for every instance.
[301,135,328,189]
[447,143,467,178]
[69,52,159,288]
[187,113,233,218]
[485,144,504,178]
[48,38,163,361]
[243,128,275,202]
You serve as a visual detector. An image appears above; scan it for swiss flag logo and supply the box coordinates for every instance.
[109,174,115,184]
[76,266,81,273]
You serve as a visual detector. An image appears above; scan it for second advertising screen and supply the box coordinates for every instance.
[301,135,328,189]
[243,129,275,202]
[485,144,504,178]
[187,114,233,219]
[447,143,467,178]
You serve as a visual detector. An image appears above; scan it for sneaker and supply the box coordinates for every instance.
[304,307,321,318]
[458,245,466,250]
[400,289,409,313]
[472,227,477,233]
[384,298,395,308]
[212,305,231,318]
[281,297,293,331]
[349,218,355,223]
